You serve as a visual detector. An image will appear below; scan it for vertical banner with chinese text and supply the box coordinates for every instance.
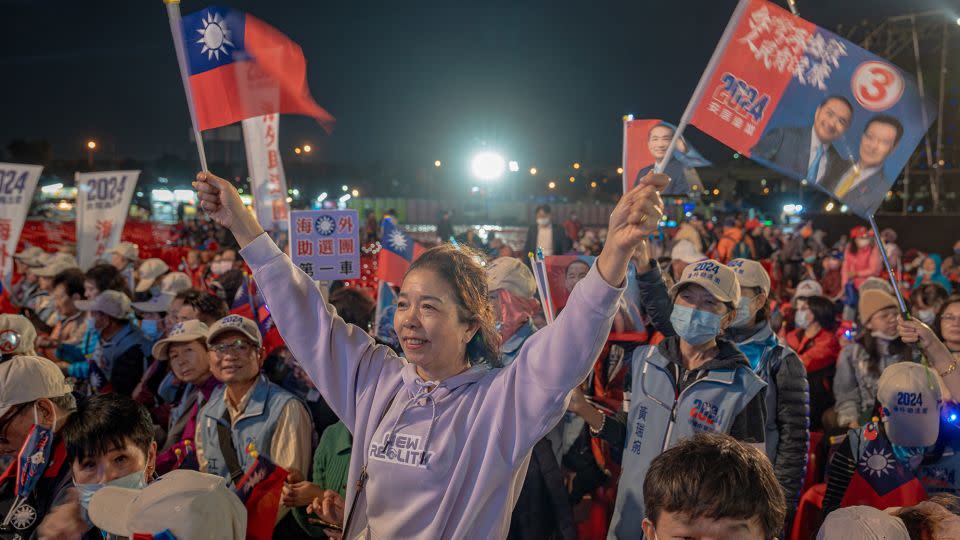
[242,114,290,232]
[0,163,43,283]
[289,210,360,281]
[75,170,140,270]
[687,0,933,218]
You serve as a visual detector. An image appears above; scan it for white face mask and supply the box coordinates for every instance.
[732,297,755,328]
[536,217,550,227]
[856,238,872,248]
[917,309,936,326]
[795,310,812,330]
[872,330,899,341]
[211,261,233,275]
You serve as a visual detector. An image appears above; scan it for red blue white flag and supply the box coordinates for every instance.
[377,218,427,286]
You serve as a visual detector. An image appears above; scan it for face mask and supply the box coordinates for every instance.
[803,256,817,264]
[795,310,812,329]
[139,319,162,340]
[917,309,936,326]
[732,297,754,328]
[76,468,147,520]
[536,218,550,227]
[856,238,872,248]
[210,261,232,275]
[917,269,931,277]
[871,330,899,341]
[670,304,723,346]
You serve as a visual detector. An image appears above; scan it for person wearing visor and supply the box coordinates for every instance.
[823,362,960,514]
[585,256,767,538]
[0,356,76,540]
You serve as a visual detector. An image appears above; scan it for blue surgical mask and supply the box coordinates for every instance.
[670,304,723,346]
[138,319,162,341]
[75,468,147,520]
[732,297,754,328]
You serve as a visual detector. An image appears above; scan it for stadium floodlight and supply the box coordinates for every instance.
[471,152,506,181]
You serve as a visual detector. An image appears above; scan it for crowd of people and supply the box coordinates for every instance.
[2,170,960,539]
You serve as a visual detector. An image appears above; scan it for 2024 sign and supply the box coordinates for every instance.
[84,175,130,202]
[719,73,771,123]
[0,169,30,195]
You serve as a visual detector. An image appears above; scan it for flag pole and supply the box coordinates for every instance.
[163,0,209,172]
[867,213,909,317]
[785,0,799,16]
[654,0,752,178]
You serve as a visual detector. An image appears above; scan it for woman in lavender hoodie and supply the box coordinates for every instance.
[194,171,667,539]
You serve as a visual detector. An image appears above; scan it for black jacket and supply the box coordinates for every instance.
[0,438,72,540]
[524,224,572,257]
[507,438,576,540]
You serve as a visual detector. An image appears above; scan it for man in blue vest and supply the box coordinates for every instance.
[194,315,312,523]
[74,290,153,396]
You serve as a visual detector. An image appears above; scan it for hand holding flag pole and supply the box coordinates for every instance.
[163,0,209,172]
[651,0,754,182]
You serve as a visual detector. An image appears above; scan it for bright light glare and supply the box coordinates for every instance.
[825,202,835,211]
[956,17,960,26]
[40,183,63,194]
[616,167,624,175]
[302,144,312,153]
[783,204,804,214]
[351,189,360,197]
[339,194,352,203]
[471,152,506,181]
[317,192,328,202]
[341,185,348,192]
[529,167,538,175]
[508,160,519,172]
[86,140,97,150]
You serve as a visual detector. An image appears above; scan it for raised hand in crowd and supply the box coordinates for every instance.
[899,315,960,396]
[193,171,265,248]
[596,172,667,287]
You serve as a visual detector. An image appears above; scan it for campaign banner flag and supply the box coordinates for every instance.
[180,6,335,132]
[290,210,360,281]
[543,255,645,330]
[242,114,290,232]
[377,217,427,286]
[687,0,934,218]
[0,163,42,284]
[233,455,288,540]
[75,171,140,270]
[623,120,710,195]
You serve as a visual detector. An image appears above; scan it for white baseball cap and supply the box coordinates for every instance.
[0,356,73,418]
[107,241,139,262]
[486,257,537,299]
[0,314,38,356]
[816,506,908,540]
[670,240,706,264]
[878,362,945,447]
[206,315,262,347]
[793,279,823,300]
[75,290,132,320]
[131,293,175,314]
[669,260,741,305]
[135,258,170,293]
[160,272,193,295]
[13,246,45,267]
[152,320,209,361]
[727,259,771,295]
[32,254,79,277]
[89,469,246,540]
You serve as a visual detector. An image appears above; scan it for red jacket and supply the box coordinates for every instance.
[786,327,841,374]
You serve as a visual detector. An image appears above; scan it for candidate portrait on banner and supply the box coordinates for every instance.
[623,120,710,195]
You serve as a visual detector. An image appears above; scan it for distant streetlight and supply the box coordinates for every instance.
[712,188,720,196]
[547,181,556,189]
[294,147,302,155]
[529,167,538,175]
[434,160,442,168]
[590,181,598,188]
[568,176,575,183]
[471,152,506,181]
[85,140,97,168]
[616,167,624,175]
[351,189,360,197]
[573,162,581,170]
[341,185,349,192]
[303,144,312,153]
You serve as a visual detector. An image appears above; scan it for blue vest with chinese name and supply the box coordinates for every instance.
[198,374,298,484]
[608,345,767,539]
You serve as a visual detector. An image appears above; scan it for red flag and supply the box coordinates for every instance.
[180,6,335,132]
[232,456,288,540]
[840,423,927,509]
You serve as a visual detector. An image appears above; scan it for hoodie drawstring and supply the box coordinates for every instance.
[382,379,440,467]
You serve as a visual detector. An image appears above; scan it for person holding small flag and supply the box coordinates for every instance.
[193,169,667,539]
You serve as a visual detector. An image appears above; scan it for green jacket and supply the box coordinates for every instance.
[293,422,353,537]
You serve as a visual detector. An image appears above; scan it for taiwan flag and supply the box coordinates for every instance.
[839,424,927,509]
[232,456,288,540]
[683,0,933,218]
[180,6,335,132]
[377,218,427,286]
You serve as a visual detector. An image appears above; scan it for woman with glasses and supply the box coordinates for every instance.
[935,296,960,361]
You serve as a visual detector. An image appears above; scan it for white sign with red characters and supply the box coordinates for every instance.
[0,162,43,283]
[75,170,140,270]
[289,210,360,281]
[242,114,290,232]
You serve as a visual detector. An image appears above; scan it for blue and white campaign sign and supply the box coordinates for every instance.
[75,170,140,270]
[0,163,43,282]
[289,210,360,280]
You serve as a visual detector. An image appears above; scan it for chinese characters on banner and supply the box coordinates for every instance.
[0,163,43,283]
[75,170,140,269]
[242,114,290,232]
[289,210,360,281]
[687,0,933,218]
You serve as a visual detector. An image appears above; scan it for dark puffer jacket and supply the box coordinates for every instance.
[634,261,809,521]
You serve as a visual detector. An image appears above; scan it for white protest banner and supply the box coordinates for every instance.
[242,114,290,232]
[0,163,43,283]
[75,170,140,270]
[289,210,360,281]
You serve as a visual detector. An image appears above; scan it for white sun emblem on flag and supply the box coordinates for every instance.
[861,447,896,478]
[196,12,234,61]
[388,230,408,251]
[11,502,37,530]
[315,215,337,236]
[29,451,45,465]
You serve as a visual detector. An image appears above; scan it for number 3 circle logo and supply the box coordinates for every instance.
[852,61,904,111]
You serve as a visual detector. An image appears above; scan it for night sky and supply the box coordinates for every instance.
[1,0,953,176]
